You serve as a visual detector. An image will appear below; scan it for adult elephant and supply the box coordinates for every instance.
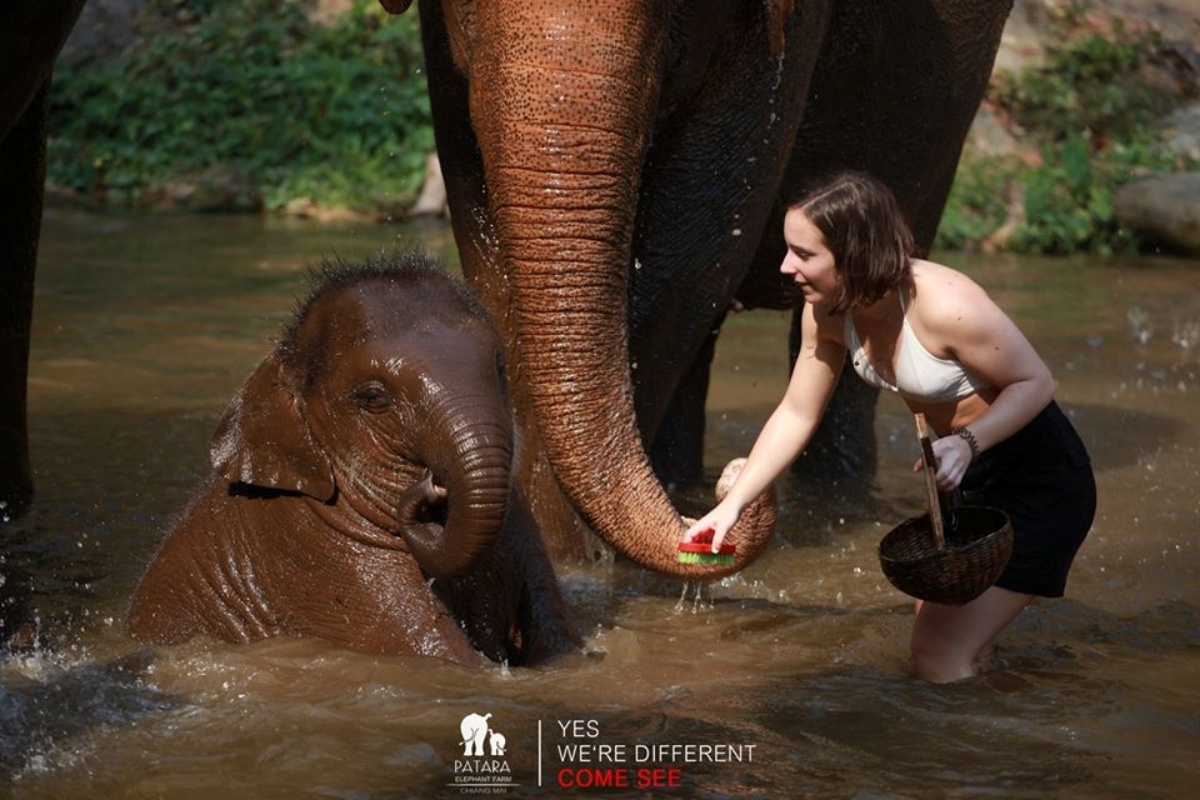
[377,1,1012,563]
[0,2,88,520]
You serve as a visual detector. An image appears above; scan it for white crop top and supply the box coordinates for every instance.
[844,290,991,403]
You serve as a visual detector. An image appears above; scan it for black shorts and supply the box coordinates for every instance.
[959,401,1095,598]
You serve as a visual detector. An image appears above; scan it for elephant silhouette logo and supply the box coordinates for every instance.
[459,712,507,757]
[453,710,516,793]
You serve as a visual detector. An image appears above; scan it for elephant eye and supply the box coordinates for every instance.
[353,382,394,413]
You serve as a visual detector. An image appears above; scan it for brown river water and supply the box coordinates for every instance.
[2,209,1198,799]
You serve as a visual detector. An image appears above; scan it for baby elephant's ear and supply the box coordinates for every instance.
[210,356,336,501]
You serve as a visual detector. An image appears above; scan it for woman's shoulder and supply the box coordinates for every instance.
[910,260,992,316]
[908,260,1003,340]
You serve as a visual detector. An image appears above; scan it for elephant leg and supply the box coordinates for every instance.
[0,82,49,522]
[648,317,721,491]
[434,493,581,666]
[517,425,598,564]
[505,494,581,664]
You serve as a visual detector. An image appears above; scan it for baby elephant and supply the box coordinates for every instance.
[128,252,578,666]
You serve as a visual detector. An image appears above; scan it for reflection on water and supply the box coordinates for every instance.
[3,209,1199,798]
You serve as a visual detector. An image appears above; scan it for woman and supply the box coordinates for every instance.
[684,171,1095,683]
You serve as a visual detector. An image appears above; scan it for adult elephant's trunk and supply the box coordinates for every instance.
[397,394,513,580]
[469,1,775,577]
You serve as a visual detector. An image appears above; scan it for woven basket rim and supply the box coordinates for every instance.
[878,506,1011,564]
[876,505,1014,605]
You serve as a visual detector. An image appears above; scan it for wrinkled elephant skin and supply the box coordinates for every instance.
[127,254,579,666]
[379,1,1011,573]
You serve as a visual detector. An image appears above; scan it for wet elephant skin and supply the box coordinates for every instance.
[385,1,1011,571]
[127,253,579,666]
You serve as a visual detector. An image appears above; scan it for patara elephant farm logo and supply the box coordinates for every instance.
[451,711,516,794]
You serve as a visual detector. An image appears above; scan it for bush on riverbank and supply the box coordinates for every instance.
[47,0,430,216]
[937,16,1198,255]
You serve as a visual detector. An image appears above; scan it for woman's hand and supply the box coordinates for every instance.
[683,499,742,553]
[913,434,974,492]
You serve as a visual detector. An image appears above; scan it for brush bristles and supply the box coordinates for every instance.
[676,551,736,566]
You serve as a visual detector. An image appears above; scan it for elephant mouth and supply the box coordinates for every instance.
[394,465,506,579]
[397,470,449,534]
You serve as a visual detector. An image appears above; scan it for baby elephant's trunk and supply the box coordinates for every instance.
[397,395,512,579]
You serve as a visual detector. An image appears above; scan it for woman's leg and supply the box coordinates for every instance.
[910,586,1033,683]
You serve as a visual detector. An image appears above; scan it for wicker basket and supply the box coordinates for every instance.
[878,505,1014,606]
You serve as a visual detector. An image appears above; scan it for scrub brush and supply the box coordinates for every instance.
[676,531,736,566]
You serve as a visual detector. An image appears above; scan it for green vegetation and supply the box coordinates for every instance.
[47,0,431,214]
[46,1,1197,254]
[937,18,1198,255]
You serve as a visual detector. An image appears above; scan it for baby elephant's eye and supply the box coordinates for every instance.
[353,382,394,413]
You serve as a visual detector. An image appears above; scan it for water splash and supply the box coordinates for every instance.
[675,580,713,614]
[2,647,177,780]
[1127,306,1152,344]
[1172,318,1199,358]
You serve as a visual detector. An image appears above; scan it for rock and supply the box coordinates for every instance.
[280,196,372,223]
[154,166,263,213]
[994,0,1051,74]
[967,106,1024,158]
[60,0,148,69]
[1161,103,1200,161]
[1115,172,1200,256]
[409,152,448,217]
[295,0,356,27]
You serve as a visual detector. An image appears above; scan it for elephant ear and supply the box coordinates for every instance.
[766,0,794,58]
[210,355,336,501]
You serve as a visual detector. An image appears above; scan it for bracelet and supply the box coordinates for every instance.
[953,426,981,460]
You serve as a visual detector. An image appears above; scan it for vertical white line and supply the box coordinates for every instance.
[537,720,543,786]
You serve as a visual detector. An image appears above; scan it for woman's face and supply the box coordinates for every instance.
[780,207,841,308]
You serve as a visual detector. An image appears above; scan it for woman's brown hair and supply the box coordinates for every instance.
[789,171,915,315]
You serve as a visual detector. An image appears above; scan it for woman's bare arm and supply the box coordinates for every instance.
[684,304,845,548]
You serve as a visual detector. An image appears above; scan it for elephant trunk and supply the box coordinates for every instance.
[398,396,512,580]
[471,1,776,577]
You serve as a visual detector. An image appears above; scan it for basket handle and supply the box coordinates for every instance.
[915,413,946,550]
